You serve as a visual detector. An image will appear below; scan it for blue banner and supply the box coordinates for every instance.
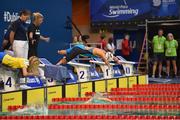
[0,0,72,63]
[91,0,180,22]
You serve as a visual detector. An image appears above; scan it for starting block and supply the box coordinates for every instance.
[39,58,69,86]
[113,66,122,77]
[68,60,91,82]
[116,56,137,76]
[90,58,115,79]
[89,67,102,80]
[39,58,56,86]
[66,70,78,83]
[0,65,19,92]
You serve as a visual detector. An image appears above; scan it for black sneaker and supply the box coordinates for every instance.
[174,75,178,79]
[166,75,170,79]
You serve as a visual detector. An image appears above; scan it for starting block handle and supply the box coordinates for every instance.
[68,61,91,67]
[89,60,115,66]
[118,60,137,64]
[116,56,137,64]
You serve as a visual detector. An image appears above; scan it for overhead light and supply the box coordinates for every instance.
[161,23,180,26]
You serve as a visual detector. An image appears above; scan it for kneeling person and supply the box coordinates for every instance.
[0,52,40,77]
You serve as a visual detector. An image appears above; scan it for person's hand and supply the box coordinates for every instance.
[32,40,36,45]
[44,37,50,42]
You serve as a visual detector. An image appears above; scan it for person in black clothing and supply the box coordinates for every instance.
[9,9,31,59]
[28,12,50,58]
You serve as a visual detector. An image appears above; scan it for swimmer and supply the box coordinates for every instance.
[12,104,48,115]
[0,52,40,77]
[85,92,112,104]
[56,44,121,67]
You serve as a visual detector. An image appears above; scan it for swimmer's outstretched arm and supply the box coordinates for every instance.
[113,56,121,64]
[84,97,112,104]
[101,56,111,68]
[97,98,112,102]
[84,98,93,104]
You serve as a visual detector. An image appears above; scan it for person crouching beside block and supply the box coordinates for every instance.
[0,52,39,77]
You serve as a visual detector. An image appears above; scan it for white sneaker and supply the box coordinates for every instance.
[152,75,155,78]
[159,74,162,78]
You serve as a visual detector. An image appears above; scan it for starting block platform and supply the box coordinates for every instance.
[149,77,180,84]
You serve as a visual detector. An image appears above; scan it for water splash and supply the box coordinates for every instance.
[11,104,48,115]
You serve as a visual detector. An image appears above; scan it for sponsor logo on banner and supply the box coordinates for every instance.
[26,77,43,87]
[162,0,176,4]
[3,11,19,22]
[153,0,162,6]
[103,1,139,18]
[153,0,176,7]
[3,11,31,24]
[27,77,41,84]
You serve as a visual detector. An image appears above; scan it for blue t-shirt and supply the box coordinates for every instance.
[66,44,85,54]
[10,18,28,41]
[0,52,6,61]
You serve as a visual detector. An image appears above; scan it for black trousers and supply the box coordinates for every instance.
[28,43,38,58]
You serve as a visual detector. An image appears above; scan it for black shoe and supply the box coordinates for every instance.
[166,76,170,79]
[174,75,178,79]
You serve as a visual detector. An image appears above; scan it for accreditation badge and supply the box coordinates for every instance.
[35,30,40,35]
[167,49,172,53]
[158,44,162,49]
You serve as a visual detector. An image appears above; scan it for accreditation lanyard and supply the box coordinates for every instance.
[158,36,163,49]
[167,40,173,53]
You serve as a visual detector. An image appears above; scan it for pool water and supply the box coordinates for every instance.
[0,98,179,116]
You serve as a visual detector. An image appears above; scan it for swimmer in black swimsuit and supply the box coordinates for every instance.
[56,44,121,67]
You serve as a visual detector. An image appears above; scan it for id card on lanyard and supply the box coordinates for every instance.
[167,41,172,53]
[158,37,162,49]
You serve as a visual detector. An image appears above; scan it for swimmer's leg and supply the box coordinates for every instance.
[56,57,67,65]
[57,47,88,65]
[57,50,67,55]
